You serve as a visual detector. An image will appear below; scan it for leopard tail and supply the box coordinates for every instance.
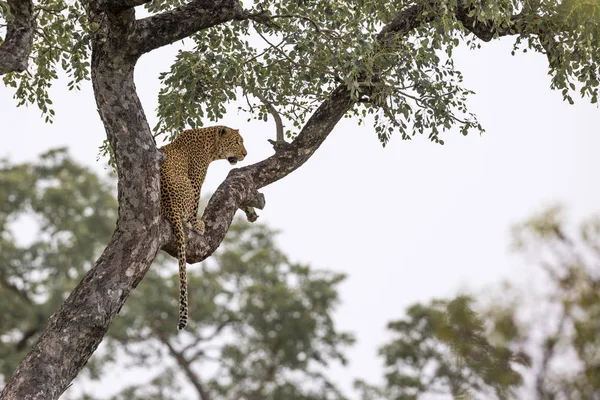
[174,218,188,330]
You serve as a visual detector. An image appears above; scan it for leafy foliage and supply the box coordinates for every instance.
[3,0,598,147]
[356,206,600,400]
[355,296,529,400]
[510,0,600,105]
[509,206,600,399]
[154,0,484,145]
[1,0,89,123]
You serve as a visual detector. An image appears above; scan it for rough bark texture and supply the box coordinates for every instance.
[0,0,35,75]
[0,0,549,398]
[0,2,164,399]
[131,0,249,55]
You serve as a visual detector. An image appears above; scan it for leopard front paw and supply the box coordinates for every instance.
[192,219,205,235]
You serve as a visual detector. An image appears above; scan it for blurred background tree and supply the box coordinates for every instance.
[355,206,600,400]
[0,148,117,382]
[89,216,354,400]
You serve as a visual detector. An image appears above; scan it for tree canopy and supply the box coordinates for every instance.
[1,0,599,398]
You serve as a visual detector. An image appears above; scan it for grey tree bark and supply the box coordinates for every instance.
[0,0,34,74]
[0,0,556,398]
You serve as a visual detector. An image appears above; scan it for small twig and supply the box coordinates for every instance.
[188,348,221,363]
[253,90,284,144]
[269,13,321,33]
[241,37,287,64]
[253,26,311,69]
[244,92,254,113]
[245,10,280,29]
[35,28,74,54]
[58,383,73,398]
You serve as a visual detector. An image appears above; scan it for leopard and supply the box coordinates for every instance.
[160,125,247,330]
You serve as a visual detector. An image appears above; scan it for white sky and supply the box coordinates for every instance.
[1,30,599,399]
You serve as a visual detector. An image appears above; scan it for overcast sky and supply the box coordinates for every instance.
[1,29,599,398]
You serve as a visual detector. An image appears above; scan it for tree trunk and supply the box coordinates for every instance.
[0,5,165,400]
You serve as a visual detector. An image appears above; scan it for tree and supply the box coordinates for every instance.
[354,297,529,400]
[0,150,352,399]
[1,0,598,398]
[508,206,600,399]
[355,207,600,400]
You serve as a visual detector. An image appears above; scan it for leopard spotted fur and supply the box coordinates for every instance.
[160,126,247,330]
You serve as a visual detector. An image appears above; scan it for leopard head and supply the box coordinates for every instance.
[215,126,247,165]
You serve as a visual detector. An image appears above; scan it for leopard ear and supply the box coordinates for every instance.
[218,127,227,136]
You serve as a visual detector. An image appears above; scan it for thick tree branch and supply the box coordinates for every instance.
[0,0,35,75]
[377,2,431,42]
[130,0,248,56]
[103,0,152,13]
[0,230,162,400]
[454,0,555,42]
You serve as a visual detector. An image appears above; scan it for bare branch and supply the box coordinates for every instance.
[252,90,285,145]
[200,317,239,343]
[535,311,568,398]
[0,0,35,75]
